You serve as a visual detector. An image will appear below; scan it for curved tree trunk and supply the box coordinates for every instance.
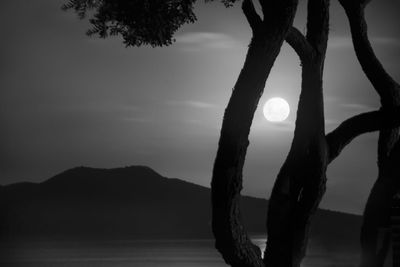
[264,1,330,266]
[360,130,400,267]
[337,1,400,266]
[264,61,328,267]
[212,37,283,267]
[211,1,298,266]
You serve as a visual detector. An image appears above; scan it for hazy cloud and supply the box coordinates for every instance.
[340,102,375,111]
[57,103,141,113]
[372,37,400,46]
[329,36,400,49]
[167,100,218,109]
[325,96,376,111]
[175,32,241,51]
[325,102,376,128]
[269,120,295,132]
[121,117,151,123]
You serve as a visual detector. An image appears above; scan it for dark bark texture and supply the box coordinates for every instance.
[211,1,298,266]
[264,1,329,267]
[337,0,400,266]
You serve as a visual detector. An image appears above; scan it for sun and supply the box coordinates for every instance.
[263,97,290,122]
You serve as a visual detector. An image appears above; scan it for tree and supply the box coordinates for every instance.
[62,1,400,266]
[264,1,329,265]
[262,1,399,266]
[337,0,400,266]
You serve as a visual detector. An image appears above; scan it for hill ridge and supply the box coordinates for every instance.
[0,165,361,250]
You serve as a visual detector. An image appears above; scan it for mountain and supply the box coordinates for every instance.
[0,166,361,250]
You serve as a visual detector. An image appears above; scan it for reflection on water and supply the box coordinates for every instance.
[0,238,358,267]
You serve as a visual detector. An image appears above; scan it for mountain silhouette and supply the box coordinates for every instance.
[0,166,360,250]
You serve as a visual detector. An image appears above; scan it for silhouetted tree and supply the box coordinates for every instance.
[62,1,400,266]
[337,0,400,266]
[209,1,299,266]
[264,1,329,266]
[265,1,400,266]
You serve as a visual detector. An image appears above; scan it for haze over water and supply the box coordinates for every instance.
[1,238,358,267]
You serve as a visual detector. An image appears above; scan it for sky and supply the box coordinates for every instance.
[1,0,400,214]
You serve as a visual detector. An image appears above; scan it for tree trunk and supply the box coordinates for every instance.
[360,130,400,267]
[337,2,400,266]
[264,60,328,267]
[212,37,282,267]
[211,1,298,266]
[264,1,329,266]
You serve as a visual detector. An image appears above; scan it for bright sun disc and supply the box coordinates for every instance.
[263,97,290,122]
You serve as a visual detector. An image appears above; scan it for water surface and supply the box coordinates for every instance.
[0,238,358,267]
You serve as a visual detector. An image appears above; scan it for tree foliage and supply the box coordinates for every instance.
[62,0,198,47]
[62,0,243,47]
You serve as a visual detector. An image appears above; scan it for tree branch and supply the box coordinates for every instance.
[211,0,299,265]
[337,2,400,266]
[242,0,262,32]
[306,0,329,56]
[285,27,314,62]
[337,0,371,11]
[326,107,400,163]
[265,2,329,266]
[337,0,400,107]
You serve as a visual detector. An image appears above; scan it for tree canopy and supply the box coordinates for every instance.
[62,0,241,47]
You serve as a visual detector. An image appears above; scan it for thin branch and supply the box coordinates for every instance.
[242,0,262,32]
[285,26,314,62]
[326,107,400,163]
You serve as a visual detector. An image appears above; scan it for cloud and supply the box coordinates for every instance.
[372,37,400,46]
[329,36,400,49]
[120,117,151,123]
[175,32,241,51]
[325,96,376,110]
[269,120,295,132]
[340,102,375,111]
[325,101,377,129]
[167,100,218,109]
[58,103,141,113]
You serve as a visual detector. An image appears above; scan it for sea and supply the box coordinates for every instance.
[0,237,359,267]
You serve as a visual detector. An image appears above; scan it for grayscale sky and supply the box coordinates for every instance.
[1,0,400,214]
